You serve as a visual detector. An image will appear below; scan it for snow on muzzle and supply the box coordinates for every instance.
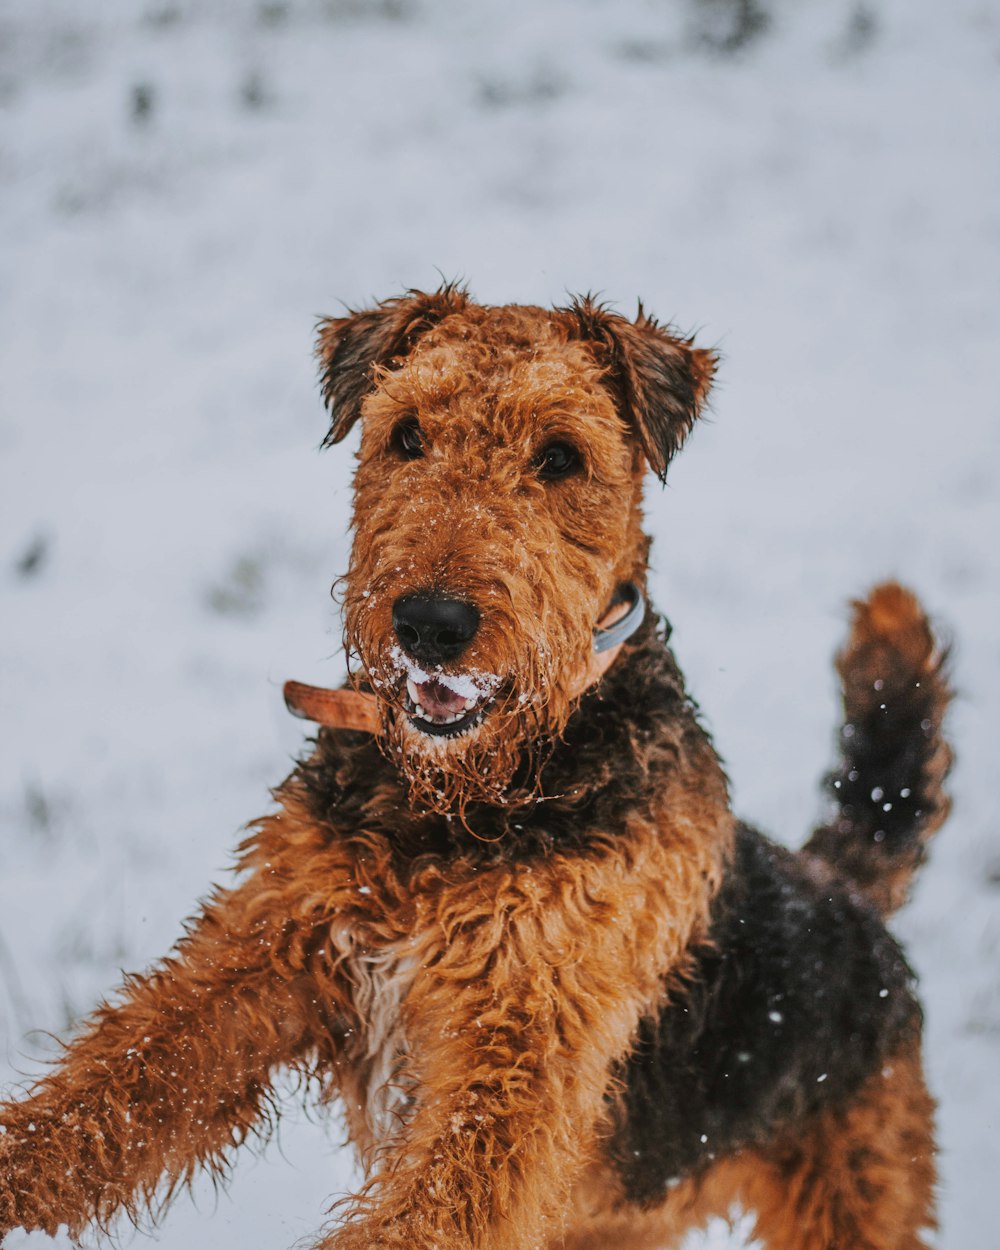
[391,649,502,738]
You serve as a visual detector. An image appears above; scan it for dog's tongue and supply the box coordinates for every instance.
[415,678,470,718]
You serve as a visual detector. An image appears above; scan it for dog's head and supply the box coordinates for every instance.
[316,284,715,815]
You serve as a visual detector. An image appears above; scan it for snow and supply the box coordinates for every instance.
[388,644,502,700]
[1,1,997,1246]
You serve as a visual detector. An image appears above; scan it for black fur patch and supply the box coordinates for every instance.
[609,825,921,1206]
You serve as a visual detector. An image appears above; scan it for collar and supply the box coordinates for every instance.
[592,581,645,653]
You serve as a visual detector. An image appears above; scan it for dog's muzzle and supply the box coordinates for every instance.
[283,582,646,735]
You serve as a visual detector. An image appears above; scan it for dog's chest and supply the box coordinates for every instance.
[328,916,421,1147]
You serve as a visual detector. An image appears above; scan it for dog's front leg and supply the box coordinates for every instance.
[321,819,721,1250]
[0,867,338,1242]
[323,964,607,1250]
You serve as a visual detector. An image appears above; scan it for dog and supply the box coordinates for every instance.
[0,285,952,1249]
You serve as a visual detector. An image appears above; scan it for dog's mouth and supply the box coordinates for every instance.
[402,675,496,738]
[383,648,503,740]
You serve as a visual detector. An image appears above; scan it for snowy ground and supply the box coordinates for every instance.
[1,1,997,1246]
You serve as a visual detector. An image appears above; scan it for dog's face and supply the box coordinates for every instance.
[317,287,714,814]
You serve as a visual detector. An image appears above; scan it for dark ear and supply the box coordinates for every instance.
[315,282,469,446]
[564,296,717,481]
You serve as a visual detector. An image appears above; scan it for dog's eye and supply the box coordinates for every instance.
[390,419,425,461]
[535,441,580,481]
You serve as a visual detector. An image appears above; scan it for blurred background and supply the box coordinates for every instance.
[1,1,997,1245]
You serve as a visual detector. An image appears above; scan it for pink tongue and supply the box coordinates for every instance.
[416,679,469,718]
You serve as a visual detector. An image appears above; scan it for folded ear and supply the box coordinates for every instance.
[316,283,469,446]
[564,296,717,481]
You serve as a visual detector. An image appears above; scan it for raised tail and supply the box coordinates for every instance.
[804,582,953,917]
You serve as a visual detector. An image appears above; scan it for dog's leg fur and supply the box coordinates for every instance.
[560,1040,935,1250]
[0,813,349,1239]
[737,1037,936,1250]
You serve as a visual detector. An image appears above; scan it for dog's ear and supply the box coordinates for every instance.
[316,283,469,446]
[564,297,717,481]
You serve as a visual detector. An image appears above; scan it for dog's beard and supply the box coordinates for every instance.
[347,622,587,821]
[382,690,539,818]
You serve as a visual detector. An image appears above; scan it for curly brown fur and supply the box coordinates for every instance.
[0,287,951,1250]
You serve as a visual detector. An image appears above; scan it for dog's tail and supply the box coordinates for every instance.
[804,582,953,917]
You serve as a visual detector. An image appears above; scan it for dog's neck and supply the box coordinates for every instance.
[291,612,725,862]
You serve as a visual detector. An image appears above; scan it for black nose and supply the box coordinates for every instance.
[391,594,480,664]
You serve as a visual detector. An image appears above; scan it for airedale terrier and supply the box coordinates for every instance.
[1,285,952,1250]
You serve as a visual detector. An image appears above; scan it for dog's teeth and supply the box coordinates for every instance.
[406,678,421,705]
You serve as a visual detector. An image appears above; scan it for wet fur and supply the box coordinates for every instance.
[1,289,950,1250]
